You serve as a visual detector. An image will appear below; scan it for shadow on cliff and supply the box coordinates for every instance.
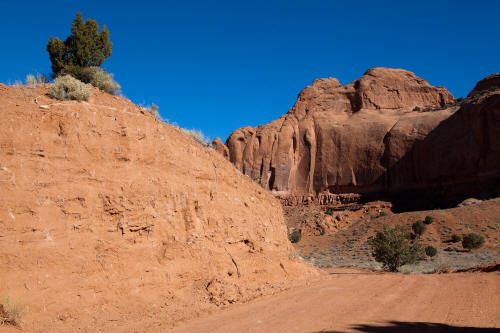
[373,95,500,213]
[315,321,500,332]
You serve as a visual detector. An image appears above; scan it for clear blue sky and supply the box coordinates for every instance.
[1,1,499,141]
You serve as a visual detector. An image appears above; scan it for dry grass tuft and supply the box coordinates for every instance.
[182,128,210,146]
[0,297,25,327]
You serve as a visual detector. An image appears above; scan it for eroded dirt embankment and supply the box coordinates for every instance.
[0,84,317,332]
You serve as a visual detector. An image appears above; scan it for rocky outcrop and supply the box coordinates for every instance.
[212,137,229,160]
[0,85,316,331]
[221,68,500,209]
[468,73,500,97]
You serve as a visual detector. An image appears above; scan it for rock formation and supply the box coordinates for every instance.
[212,137,230,160]
[468,73,500,97]
[0,84,315,331]
[221,68,500,209]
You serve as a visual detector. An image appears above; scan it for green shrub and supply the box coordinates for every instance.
[369,225,424,272]
[288,230,302,243]
[412,220,426,237]
[425,246,437,257]
[49,75,91,101]
[47,12,112,76]
[63,66,120,94]
[462,233,485,251]
[413,106,421,111]
[451,234,461,243]
[424,216,434,225]
[325,208,334,216]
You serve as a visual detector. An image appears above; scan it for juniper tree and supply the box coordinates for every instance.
[368,225,423,272]
[369,225,424,272]
[47,12,112,76]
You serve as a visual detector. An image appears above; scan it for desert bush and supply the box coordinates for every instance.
[63,66,120,94]
[412,106,421,111]
[25,73,49,86]
[462,233,485,251]
[49,75,90,101]
[47,12,112,76]
[86,67,120,94]
[412,220,426,237]
[25,74,37,86]
[451,234,461,243]
[424,216,434,225]
[288,230,302,243]
[369,225,424,272]
[325,208,334,216]
[146,103,160,120]
[425,246,437,257]
[182,128,210,146]
[0,297,25,326]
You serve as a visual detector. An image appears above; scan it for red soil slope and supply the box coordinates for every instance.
[0,84,317,332]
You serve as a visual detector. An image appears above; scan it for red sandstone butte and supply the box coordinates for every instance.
[220,68,500,206]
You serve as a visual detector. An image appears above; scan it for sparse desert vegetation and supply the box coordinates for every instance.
[0,297,25,327]
[412,220,426,238]
[182,128,210,146]
[288,229,302,243]
[49,74,91,101]
[425,245,438,258]
[369,225,424,272]
[46,13,120,96]
[286,198,500,273]
[25,73,49,86]
[145,103,161,120]
[462,233,485,251]
[65,66,121,95]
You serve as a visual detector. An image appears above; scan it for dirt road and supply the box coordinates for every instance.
[169,268,500,332]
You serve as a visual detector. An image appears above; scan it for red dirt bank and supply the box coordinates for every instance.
[0,84,317,332]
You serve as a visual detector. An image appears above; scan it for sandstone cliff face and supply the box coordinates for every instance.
[223,68,500,208]
[0,84,315,331]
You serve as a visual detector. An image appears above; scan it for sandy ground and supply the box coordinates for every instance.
[169,268,500,333]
